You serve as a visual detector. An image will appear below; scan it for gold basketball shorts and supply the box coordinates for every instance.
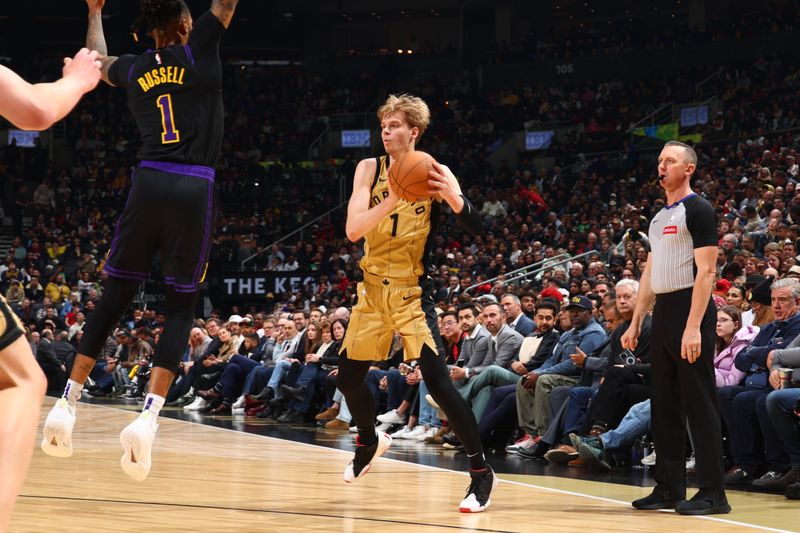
[0,294,25,351]
[340,271,438,362]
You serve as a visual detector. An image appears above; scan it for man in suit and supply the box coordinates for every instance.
[450,303,491,388]
[501,294,535,337]
[52,330,77,375]
[455,302,524,421]
[35,329,67,394]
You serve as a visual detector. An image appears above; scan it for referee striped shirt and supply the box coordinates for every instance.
[648,193,717,294]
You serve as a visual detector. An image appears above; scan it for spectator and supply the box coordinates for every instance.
[721,278,800,487]
[500,294,535,336]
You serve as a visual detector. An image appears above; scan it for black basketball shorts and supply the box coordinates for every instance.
[103,160,217,293]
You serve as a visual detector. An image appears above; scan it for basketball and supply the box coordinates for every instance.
[388,150,436,202]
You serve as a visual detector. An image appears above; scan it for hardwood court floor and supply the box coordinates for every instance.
[12,402,797,533]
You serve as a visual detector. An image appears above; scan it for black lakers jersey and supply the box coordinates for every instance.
[361,155,434,278]
[107,11,225,167]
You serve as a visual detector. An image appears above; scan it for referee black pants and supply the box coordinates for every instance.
[651,288,724,498]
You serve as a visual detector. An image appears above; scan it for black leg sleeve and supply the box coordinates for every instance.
[152,288,199,374]
[78,277,141,359]
[417,344,485,464]
[337,350,376,443]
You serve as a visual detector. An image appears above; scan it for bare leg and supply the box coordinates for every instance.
[146,367,176,398]
[67,353,97,386]
[0,337,47,532]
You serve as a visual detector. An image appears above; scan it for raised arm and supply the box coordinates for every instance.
[211,0,240,28]
[0,50,101,131]
[345,158,399,242]
[86,0,117,85]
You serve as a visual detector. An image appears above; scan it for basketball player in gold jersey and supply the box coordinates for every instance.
[338,94,497,513]
[0,48,101,531]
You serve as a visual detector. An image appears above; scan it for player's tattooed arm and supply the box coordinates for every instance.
[86,0,118,86]
[211,0,240,28]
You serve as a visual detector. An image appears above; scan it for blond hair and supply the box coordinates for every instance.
[377,94,431,140]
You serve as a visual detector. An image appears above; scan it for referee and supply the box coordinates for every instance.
[622,141,730,515]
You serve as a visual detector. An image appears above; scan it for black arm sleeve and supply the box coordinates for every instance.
[107,54,137,88]
[456,195,483,236]
[188,11,226,53]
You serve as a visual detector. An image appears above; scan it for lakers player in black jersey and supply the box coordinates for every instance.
[339,94,497,512]
[42,0,239,481]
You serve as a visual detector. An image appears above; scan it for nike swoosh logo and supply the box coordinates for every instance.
[402,295,415,301]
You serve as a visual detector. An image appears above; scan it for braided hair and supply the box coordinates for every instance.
[132,0,189,37]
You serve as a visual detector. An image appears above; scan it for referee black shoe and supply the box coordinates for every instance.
[675,491,731,515]
[343,431,391,483]
[632,487,681,510]
[459,467,497,513]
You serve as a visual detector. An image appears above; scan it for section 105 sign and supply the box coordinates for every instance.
[525,131,554,151]
[342,129,371,148]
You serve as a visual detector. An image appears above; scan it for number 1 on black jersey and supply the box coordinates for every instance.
[157,94,180,144]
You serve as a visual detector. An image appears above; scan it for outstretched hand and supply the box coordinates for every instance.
[62,48,102,94]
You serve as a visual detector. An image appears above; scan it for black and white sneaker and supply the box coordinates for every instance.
[459,467,497,513]
[343,431,391,483]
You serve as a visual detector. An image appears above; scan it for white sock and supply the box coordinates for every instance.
[63,379,84,407]
[142,393,165,417]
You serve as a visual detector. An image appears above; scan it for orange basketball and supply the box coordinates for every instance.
[388,151,436,202]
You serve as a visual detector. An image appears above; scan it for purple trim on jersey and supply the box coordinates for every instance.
[164,277,200,293]
[164,277,199,288]
[184,44,195,66]
[103,264,147,281]
[139,160,215,181]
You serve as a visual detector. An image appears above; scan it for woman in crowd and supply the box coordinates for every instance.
[276,320,338,423]
[725,285,751,327]
[714,305,758,388]
[749,277,775,328]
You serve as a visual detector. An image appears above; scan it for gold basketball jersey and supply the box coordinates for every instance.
[360,155,433,279]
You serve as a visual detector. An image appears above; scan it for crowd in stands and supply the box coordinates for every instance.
[484,8,800,64]
[0,29,798,501]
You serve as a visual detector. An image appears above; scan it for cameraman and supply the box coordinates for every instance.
[580,279,653,436]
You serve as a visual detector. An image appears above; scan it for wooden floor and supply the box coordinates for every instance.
[11,402,797,533]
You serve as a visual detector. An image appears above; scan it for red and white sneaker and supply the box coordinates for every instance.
[505,433,534,453]
[343,431,391,483]
[459,467,498,513]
